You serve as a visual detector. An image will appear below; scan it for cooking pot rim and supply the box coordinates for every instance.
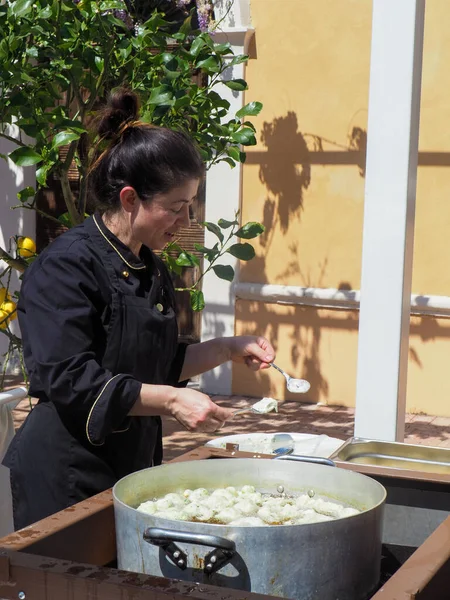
[113,458,387,526]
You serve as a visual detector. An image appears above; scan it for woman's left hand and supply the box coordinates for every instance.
[227,336,275,371]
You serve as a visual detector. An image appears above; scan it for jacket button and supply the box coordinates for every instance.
[122,270,129,279]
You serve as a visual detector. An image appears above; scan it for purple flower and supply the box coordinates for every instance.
[114,9,134,30]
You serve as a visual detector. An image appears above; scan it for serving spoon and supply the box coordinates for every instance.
[270,362,310,394]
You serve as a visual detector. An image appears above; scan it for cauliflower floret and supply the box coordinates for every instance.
[311,498,343,519]
[257,505,283,525]
[137,500,157,515]
[162,493,185,508]
[279,503,299,522]
[184,503,213,522]
[154,508,188,521]
[340,507,360,518]
[215,507,241,524]
[204,495,234,512]
[293,509,325,524]
[234,499,258,517]
[189,488,210,502]
[295,494,315,509]
[240,485,256,495]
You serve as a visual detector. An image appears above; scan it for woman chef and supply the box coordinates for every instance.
[3,88,275,530]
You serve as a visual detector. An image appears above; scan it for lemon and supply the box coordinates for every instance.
[17,236,36,258]
[0,309,9,330]
[0,287,11,304]
[1,300,17,321]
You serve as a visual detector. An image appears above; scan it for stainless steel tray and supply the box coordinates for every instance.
[330,437,450,475]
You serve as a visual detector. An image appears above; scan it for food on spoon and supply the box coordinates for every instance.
[136,485,360,526]
[251,397,279,414]
[287,379,311,393]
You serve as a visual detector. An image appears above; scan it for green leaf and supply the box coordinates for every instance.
[213,42,232,54]
[236,101,263,119]
[189,37,206,57]
[226,146,241,161]
[235,222,265,239]
[190,289,205,312]
[149,86,173,105]
[58,212,73,229]
[176,252,199,268]
[212,265,235,282]
[10,0,34,18]
[178,14,193,36]
[227,243,255,261]
[95,56,105,74]
[52,131,80,149]
[218,218,238,229]
[36,164,50,186]
[164,254,182,276]
[17,186,35,202]
[228,54,249,67]
[196,57,220,72]
[8,146,42,167]
[224,79,248,91]
[231,128,257,145]
[220,157,236,168]
[193,243,219,262]
[202,221,224,242]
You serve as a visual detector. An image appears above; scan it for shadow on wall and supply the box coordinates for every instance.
[238,111,367,403]
[246,111,367,257]
[238,111,450,404]
[235,301,361,404]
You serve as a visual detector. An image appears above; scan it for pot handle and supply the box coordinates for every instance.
[273,454,336,467]
[143,527,236,574]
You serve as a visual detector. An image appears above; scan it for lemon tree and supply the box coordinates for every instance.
[0,0,265,386]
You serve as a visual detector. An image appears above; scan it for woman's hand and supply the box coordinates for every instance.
[170,387,235,433]
[226,336,275,371]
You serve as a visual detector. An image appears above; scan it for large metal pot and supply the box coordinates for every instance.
[113,458,386,600]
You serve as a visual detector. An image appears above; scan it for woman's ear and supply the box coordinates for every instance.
[119,186,139,213]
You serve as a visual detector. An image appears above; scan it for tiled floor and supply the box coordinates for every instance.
[11,393,450,463]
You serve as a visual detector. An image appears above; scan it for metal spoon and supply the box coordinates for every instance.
[270,362,311,394]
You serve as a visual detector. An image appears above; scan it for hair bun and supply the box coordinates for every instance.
[97,88,140,139]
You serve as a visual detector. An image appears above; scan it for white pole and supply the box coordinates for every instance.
[354,0,425,441]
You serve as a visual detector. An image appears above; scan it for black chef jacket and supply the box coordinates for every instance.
[3,214,188,530]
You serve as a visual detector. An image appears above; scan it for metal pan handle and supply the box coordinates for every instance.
[273,454,336,467]
[143,527,236,574]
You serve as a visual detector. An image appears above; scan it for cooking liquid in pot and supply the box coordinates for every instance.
[136,484,360,527]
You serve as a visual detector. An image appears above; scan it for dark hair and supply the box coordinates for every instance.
[88,88,205,214]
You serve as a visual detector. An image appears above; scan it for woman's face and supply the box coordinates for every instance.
[134,178,200,250]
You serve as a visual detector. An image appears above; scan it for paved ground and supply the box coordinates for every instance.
[10,392,450,463]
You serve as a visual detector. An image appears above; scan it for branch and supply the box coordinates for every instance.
[0,246,27,273]
[59,172,83,226]
[0,132,26,148]
[11,203,63,227]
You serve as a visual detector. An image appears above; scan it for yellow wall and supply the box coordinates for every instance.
[233,0,450,417]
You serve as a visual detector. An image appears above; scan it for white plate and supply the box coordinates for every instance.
[205,432,345,458]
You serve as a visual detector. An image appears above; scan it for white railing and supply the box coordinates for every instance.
[234,283,450,319]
